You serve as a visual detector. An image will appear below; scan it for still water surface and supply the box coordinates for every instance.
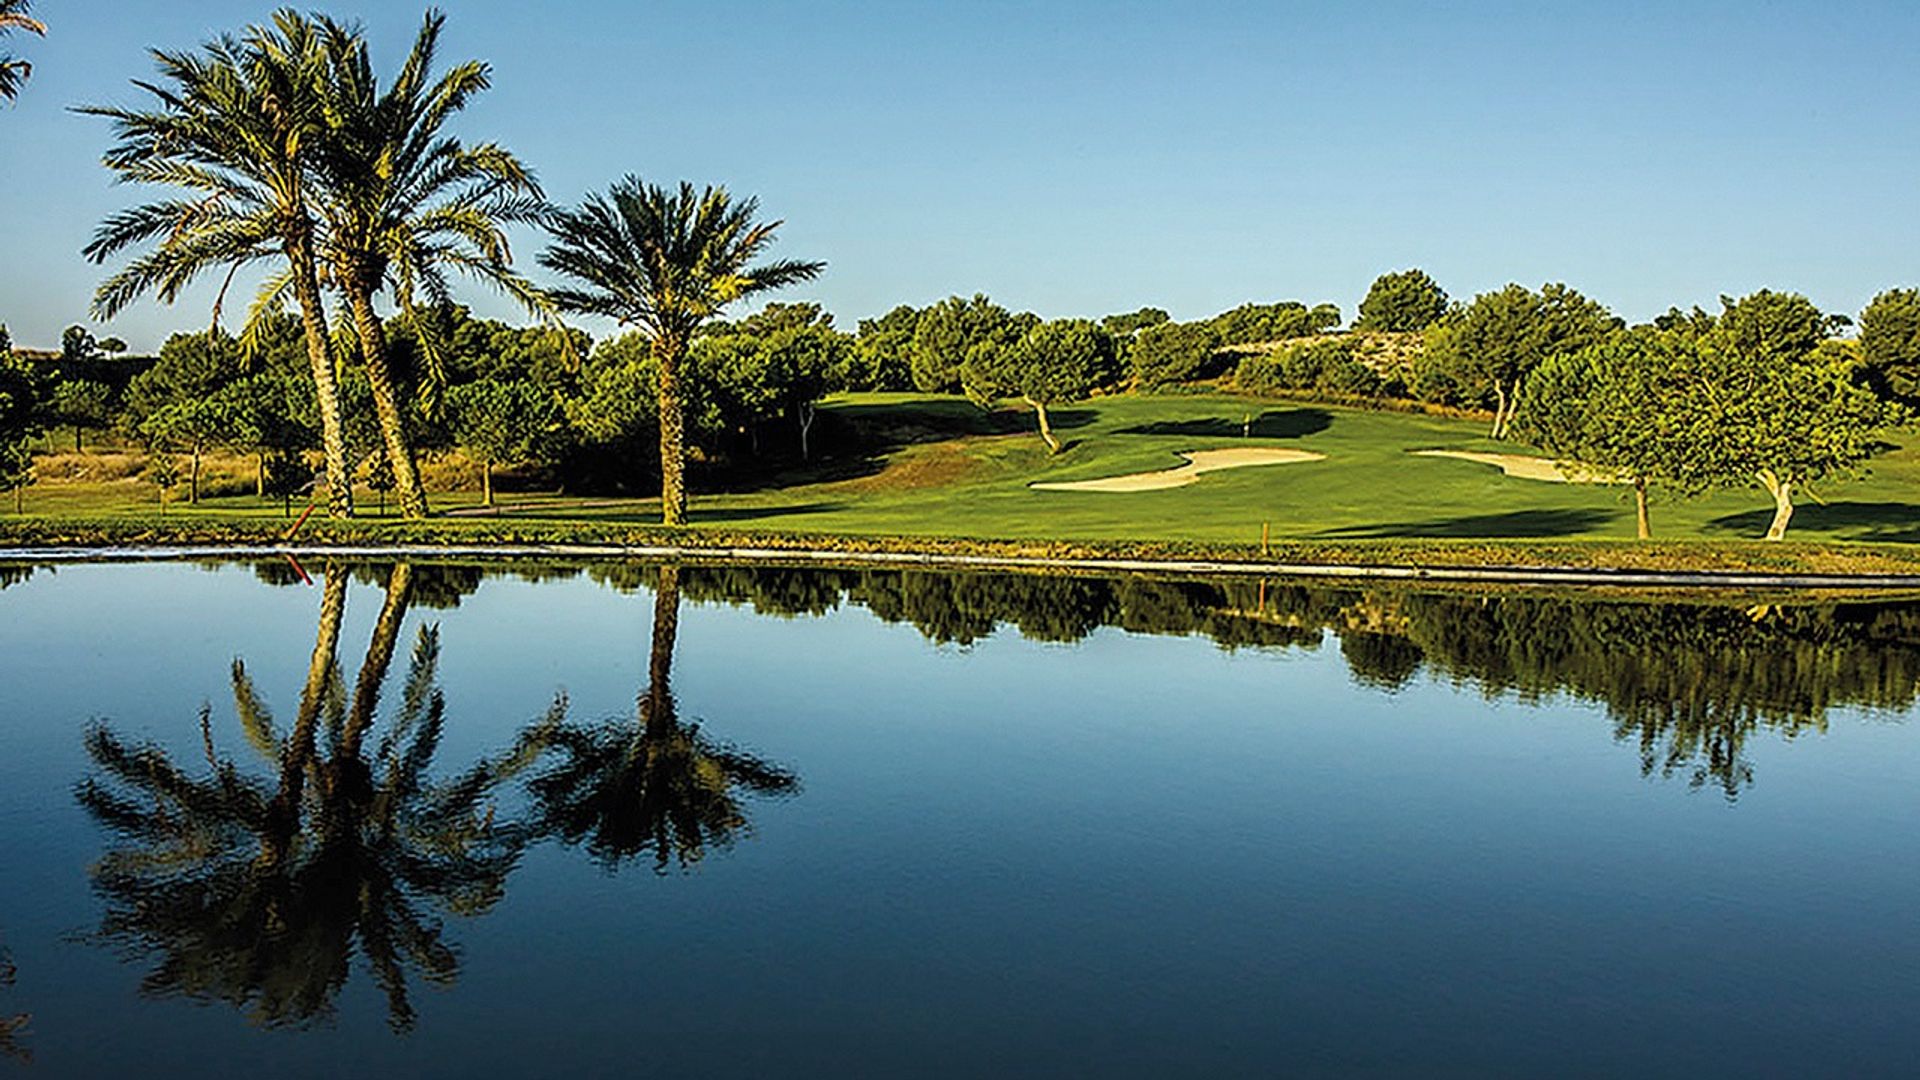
[0,560,1916,1076]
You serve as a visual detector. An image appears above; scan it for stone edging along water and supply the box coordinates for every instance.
[6,543,1920,591]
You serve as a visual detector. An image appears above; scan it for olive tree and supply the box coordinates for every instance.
[1860,287,1920,404]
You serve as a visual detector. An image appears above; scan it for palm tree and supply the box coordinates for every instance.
[0,0,44,104]
[80,12,356,517]
[308,12,550,519]
[521,565,800,871]
[540,180,823,525]
[76,562,542,1030]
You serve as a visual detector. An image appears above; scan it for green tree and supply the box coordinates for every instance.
[60,325,99,363]
[1356,269,1448,332]
[140,397,240,504]
[1210,301,1340,346]
[0,0,43,103]
[0,344,45,512]
[82,12,356,517]
[848,304,920,391]
[447,378,560,505]
[909,294,1031,393]
[307,11,550,520]
[1513,330,1711,539]
[1859,287,1920,404]
[1424,282,1619,437]
[1697,292,1890,539]
[962,318,1115,453]
[48,378,113,451]
[1130,319,1221,389]
[540,177,824,525]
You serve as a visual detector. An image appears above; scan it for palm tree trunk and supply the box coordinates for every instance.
[268,563,348,858]
[348,290,429,519]
[654,338,689,527]
[1633,477,1651,540]
[482,456,493,507]
[285,228,354,519]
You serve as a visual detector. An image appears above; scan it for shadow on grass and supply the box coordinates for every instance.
[1117,408,1332,440]
[707,402,1095,496]
[1318,508,1619,539]
[692,502,846,524]
[1706,501,1920,542]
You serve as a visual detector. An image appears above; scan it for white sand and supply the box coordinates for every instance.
[1412,449,1619,484]
[1031,447,1326,493]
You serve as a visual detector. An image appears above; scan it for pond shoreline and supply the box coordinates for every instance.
[9,540,1920,591]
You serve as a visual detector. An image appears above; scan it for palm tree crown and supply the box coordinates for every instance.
[0,0,45,104]
[540,178,824,343]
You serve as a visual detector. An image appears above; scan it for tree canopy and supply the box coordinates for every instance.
[1355,269,1448,332]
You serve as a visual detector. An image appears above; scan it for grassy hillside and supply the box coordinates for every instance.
[11,392,1920,547]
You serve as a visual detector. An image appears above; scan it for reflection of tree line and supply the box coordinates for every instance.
[637,565,1920,799]
[77,560,795,1034]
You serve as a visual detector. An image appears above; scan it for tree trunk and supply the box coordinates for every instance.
[257,453,266,498]
[1026,395,1061,454]
[482,456,494,507]
[267,562,348,859]
[349,290,429,519]
[75,426,82,453]
[1758,469,1794,541]
[189,445,201,505]
[655,337,689,527]
[284,226,354,518]
[1633,477,1651,540]
[798,403,816,460]
[11,485,19,514]
[1490,381,1509,438]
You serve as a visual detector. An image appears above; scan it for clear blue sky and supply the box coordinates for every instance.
[2,0,1917,351]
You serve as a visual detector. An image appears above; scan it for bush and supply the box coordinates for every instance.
[1316,358,1382,397]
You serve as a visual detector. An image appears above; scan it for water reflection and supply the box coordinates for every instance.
[659,567,1920,800]
[520,565,801,872]
[0,934,26,1065]
[76,564,539,1032]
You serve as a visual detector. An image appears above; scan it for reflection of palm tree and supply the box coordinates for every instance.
[0,932,27,1064]
[524,565,799,872]
[76,563,538,1032]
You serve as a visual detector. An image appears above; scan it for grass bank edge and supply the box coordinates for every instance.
[5,516,1920,577]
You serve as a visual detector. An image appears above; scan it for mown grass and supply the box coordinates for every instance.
[8,392,1920,571]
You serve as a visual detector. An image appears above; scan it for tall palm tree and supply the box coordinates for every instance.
[540,179,823,525]
[0,0,44,104]
[77,562,543,1030]
[81,12,356,517]
[521,564,800,871]
[308,12,550,519]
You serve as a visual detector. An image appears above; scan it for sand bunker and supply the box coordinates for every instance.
[1413,449,1619,484]
[1031,447,1325,493]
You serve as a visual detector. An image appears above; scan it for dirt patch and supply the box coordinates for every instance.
[1031,447,1326,493]
[836,440,987,493]
[1413,449,1619,484]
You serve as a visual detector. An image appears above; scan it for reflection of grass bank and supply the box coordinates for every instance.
[9,392,1920,550]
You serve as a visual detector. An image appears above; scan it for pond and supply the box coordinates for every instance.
[0,559,1916,1076]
